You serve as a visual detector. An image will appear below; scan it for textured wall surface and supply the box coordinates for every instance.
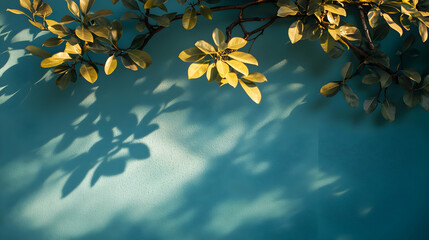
[1,1,429,240]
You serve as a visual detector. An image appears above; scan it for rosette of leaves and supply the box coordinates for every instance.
[9,0,152,89]
[179,28,267,103]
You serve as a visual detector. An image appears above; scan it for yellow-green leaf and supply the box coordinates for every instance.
[227,37,247,50]
[6,9,29,17]
[419,21,428,42]
[200,5,212,20]
[80,0,95,15]
[75,25,93,42]
[188,62,209,79]
[182,7,197,30]
[320,82,340,96]
[206,63,217,82]
[36,3,53,18]
[128,49,152,69]
[20,0,32,11]
[277,5,298,17]
[48,24,70,37]
[178,47,206,62]
[104,55,117,75]
[195,40,216,54]
[64,41,82,54]
[66,0,80,18]
[25,45,52,58]
[216,60,229,78]
[228,51,258,65]
[121,54,138,71]
[80,64,98,83]
[212,28,225,47]
[226,72,238,88]
[242,72,267,83]
[226,60,249,76]
[28,19,45,30]
[320,31,335,53]
[324,4,346,16]
[43,37,64,47]
[288,20,304,44]
[110,20,123,42]
[239,79,261,104]
[382,13,403,36]
[40,52,72,68]
[88,25,109,39]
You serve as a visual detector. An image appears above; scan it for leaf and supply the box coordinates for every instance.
[66,0,80,18]
[382,13,403,36]
[206,63,217,81]
[25,45,52,58]
[149,14,170,27]
[80,64,98,83]
[122,0,140,10]
[212,28,225,47]
[178,47,206,62]
[128,49,152,69]
[379,72,392,88]
[6,9,30,17]
[341,84,359,108]
[136,22,146,32]
[56,71,72,90]
[80,0,95,14]
[338,24,361,41]
[320,82,340,97]
[188,62,209,79]
[121,54,138,71]
[36,3,53,17]
[324,4,346,16]
[341,62,353,80]
[228,51,258,65]
[110,20,123,42]
[402,34,415,52]
[75,25,93,42]
[104,55,117,75]
[216,60,229,78]
[200,5,212,20]
[195,40,216,54]
[40,52,72,68]
[182,7,197,30]
[403,90,420,108]
[277,5,298,17]
[121,11,140,20]
[241,72,267,83]
[28,20,45,30]
[226,72,238,88]
[381,99,396,122]
[20,0,32,11]
[368,7,382,28]
[226,60,249,76]
[89,9,114,20]
[288,20,304,44]
[239,79,261,104]
[362,73,379,85]
[64,42,82,54]
[420,91,429,110]
[33,0,42,11]
[88,25,109,39]
[227,37,247,50]
[43,37,64,47]
[418,21,428,42]
[363,97,378,113]
[401,69,421,83]
[320,31,335,53]
[373,23,390,41]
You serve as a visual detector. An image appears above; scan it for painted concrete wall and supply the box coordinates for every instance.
[1,1,429,240]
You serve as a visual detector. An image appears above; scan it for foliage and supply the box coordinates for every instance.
[6,0,429,121]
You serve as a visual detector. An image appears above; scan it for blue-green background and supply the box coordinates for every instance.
[1,1,429,239]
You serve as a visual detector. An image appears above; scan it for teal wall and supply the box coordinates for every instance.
[1,1,429,240]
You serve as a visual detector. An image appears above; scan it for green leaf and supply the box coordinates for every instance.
[75,25,93,42]
[341,62,353,80]
[338,24,361,41]
[379,72,392,88]
[320,82,340,97]
[363,97,378,113]
[88,25,109,39]
[212,28,225,47]
[149,14,170,27]
[401,68,421,83]
[402,34,415,52]
[64,42,82,54]
[288,20,304,44]
[216,60,229,78]
[228,51,258,65]
[368,7,382,28]
[66,0,80,18]
[341,84,359,108]
[104,55,117,75]
[36,3,53,18]
[382,13,403,36]
[381,99,396,122]
[121,11,140,20]
[178,47,206,62]
[80,0,95,14]
[403,90,420,108]
[195,40,216,54]
[128,49,152,69]
[56,71,72,90]
[226,72,238,88]
[188,62,209,79]
[239,79,261,104]
[200,5,212,20]
[226,60,249,76]
[89,9,113,21]
[362,73,379,85]
[25,45,52,58]
[418,21,428,42]
[182,7,197,30]
[324,4,346,16]
[43,37,65,47]
[420,91,429,110]
[80,63,98,83]
[241,72,267,83]
[122,0,140,10]
[136,22,146,32]
[110,20,123,42]
[320,31,335,53]
[206,63,217,82]
[227,37,247,50]
[121,54,138,71]
[277,5,298,17]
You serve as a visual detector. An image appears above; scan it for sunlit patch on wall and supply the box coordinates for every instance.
[264,59,288,75]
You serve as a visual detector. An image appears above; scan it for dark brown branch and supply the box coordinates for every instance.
[357,5,374,50]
